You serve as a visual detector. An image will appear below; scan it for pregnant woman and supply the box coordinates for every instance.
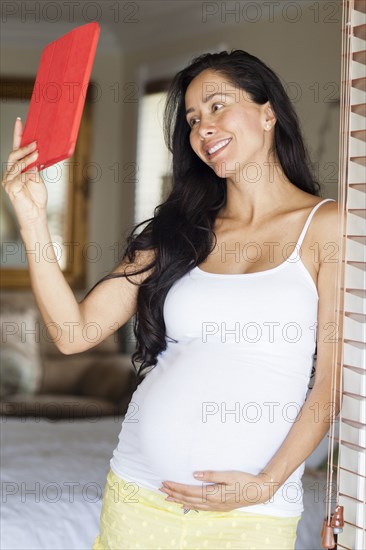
[2,50,340,549]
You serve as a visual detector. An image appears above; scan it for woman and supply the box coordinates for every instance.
[2,50,340,549]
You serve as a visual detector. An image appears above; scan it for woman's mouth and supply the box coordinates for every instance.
[205,138,232,159]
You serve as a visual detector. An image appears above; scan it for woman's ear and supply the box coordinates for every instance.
[264,102,276,125]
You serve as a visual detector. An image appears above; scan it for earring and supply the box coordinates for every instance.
[265,122,271,130]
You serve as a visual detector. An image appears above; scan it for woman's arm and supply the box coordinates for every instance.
[2,118,156,355]
[21,219,154,354]
[259,201,342,489]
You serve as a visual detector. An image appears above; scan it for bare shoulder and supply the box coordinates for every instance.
[312,199,340,265]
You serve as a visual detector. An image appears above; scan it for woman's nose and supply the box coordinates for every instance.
[198,120,216,140]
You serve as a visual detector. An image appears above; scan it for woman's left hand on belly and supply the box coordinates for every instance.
[158,470,275,512]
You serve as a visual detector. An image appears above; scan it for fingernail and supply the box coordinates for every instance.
[16,117,21,121]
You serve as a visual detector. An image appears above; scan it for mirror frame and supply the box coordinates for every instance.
[0,77,93,289]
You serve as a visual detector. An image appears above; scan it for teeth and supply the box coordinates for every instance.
[207,138,231,155]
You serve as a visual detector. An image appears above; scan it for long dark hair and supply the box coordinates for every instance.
[84,49,321,385]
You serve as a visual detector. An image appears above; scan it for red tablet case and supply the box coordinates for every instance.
[20,22,100,172]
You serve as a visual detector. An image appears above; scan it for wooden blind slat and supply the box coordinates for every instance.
[350,156,366,166]
[352,77,366,90]
[344,520,366,530]
[342,417,366,429]
[339,492,365,503]
[346,288,366,297]
[344,338,366,348]
[342,391,366,401]
[345,288,366,297]
[349,182,366,190]
[347,235,366,244]
[354,0,366,14]
[351,104,366,117]
[348,210,366,220]
[350,129,366,141]
[335,464,366,478]
[353,24,366,40]
[344,311,366,321]
[346,260,366,270]
[353,50,366,64]
[339,439,366,452]
[343,363,366,375]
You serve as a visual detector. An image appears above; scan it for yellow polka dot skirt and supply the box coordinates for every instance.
[92,469,301,550]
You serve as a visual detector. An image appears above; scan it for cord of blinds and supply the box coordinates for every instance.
[333,1,366,549]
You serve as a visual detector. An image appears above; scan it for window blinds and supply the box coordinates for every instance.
[335,1,366,549]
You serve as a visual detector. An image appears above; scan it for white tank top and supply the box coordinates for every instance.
[110,198,335,517]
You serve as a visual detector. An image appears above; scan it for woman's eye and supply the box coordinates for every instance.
[188,104,223,127]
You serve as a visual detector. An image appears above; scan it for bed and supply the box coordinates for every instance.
[1,415,329,550]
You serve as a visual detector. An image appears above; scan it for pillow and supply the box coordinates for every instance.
[0,347,34,397]
[0,307,43,397]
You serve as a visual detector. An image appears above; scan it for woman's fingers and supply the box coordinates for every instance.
[8,141,37,164]
[3,149,39,191]
[10,147,38,171]
[9,116,37,164]
[1,122,48,225]
[26,164,42,184]
[13,117,22,150]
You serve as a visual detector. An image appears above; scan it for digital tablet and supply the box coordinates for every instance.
[20,22,100,172]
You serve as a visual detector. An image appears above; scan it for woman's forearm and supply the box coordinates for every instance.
[259,382,340,489]
[20,217,84,351]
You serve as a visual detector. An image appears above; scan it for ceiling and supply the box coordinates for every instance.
[1,0,221,52]
[1,0,314,53]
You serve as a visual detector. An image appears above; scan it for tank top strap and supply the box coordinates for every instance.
[295,198,336,250]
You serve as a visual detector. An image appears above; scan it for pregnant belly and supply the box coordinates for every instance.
[131,342,302,485]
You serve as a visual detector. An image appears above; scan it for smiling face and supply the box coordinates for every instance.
[184,69,276,181]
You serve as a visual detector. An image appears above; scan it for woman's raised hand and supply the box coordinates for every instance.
[1,117,48,231]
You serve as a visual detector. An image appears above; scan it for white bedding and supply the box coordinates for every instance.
[1,416,122,550]
[1,416,327,550]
